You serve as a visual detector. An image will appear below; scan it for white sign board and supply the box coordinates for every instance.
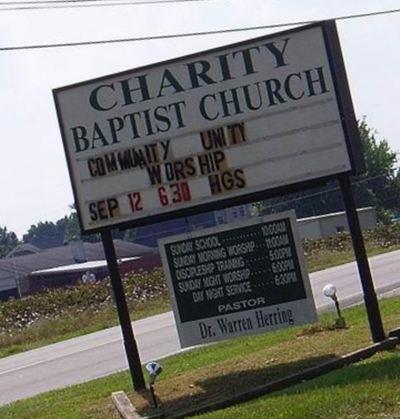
[158,211,317,347]
[54,21,362,233]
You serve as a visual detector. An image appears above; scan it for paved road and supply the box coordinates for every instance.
[1,250,400,406]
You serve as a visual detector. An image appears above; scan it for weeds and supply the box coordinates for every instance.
[0,268,169,353]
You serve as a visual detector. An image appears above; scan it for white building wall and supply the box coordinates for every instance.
[298,207,376,240]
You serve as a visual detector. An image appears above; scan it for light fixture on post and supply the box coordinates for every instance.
[145,361,163,411]
[323,283,346,328]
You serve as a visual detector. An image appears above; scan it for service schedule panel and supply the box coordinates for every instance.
[159,212,317,347]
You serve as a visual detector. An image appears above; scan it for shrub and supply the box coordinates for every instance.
[0,268,167,334]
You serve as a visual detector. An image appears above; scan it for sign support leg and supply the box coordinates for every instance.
[101,230,146,390]
[339,176,385,342]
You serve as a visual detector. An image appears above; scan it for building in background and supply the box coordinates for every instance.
[297,207,376,240]
[134,213,217,247]
[134,206,254,247]
[0,240,157,300]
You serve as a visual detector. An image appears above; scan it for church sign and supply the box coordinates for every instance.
[53,20,362,233]
[159,211,316,347]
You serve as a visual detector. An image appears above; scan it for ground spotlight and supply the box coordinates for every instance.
[323,283,346,328]
[146,361,163,408]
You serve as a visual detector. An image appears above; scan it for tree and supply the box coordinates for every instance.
[0,226,19,258]
[258,119,399,222]
[63,211,82,243]
[63,210,100,243]
[353,119,400,218]
[23,220,66,249]
[63,207,125,243]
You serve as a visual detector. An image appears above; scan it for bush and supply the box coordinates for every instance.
[0,268,167,334]
[303,223,400,258]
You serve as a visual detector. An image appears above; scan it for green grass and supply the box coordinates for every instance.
[0,372,131,419]
[306,244,400,273]
[1,296,399,418]
[199,350,400,419]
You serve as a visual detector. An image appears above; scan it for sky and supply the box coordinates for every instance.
[1,0,400,238]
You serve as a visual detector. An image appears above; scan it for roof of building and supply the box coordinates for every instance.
[0,240,155,280]
[5,243,41,258]
[30,256,140,276]
[298,207,374,223]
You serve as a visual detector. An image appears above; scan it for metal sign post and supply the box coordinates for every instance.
[339,176,385,342]
[101,230,146,390]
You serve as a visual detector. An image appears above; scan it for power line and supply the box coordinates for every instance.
[0,0,196,3]
[0,0,209,12]
[1,8,399,52]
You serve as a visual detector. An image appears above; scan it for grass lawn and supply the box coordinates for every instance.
[1,296,399,418]
[305,244,400,273]
[199,350,400,419]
